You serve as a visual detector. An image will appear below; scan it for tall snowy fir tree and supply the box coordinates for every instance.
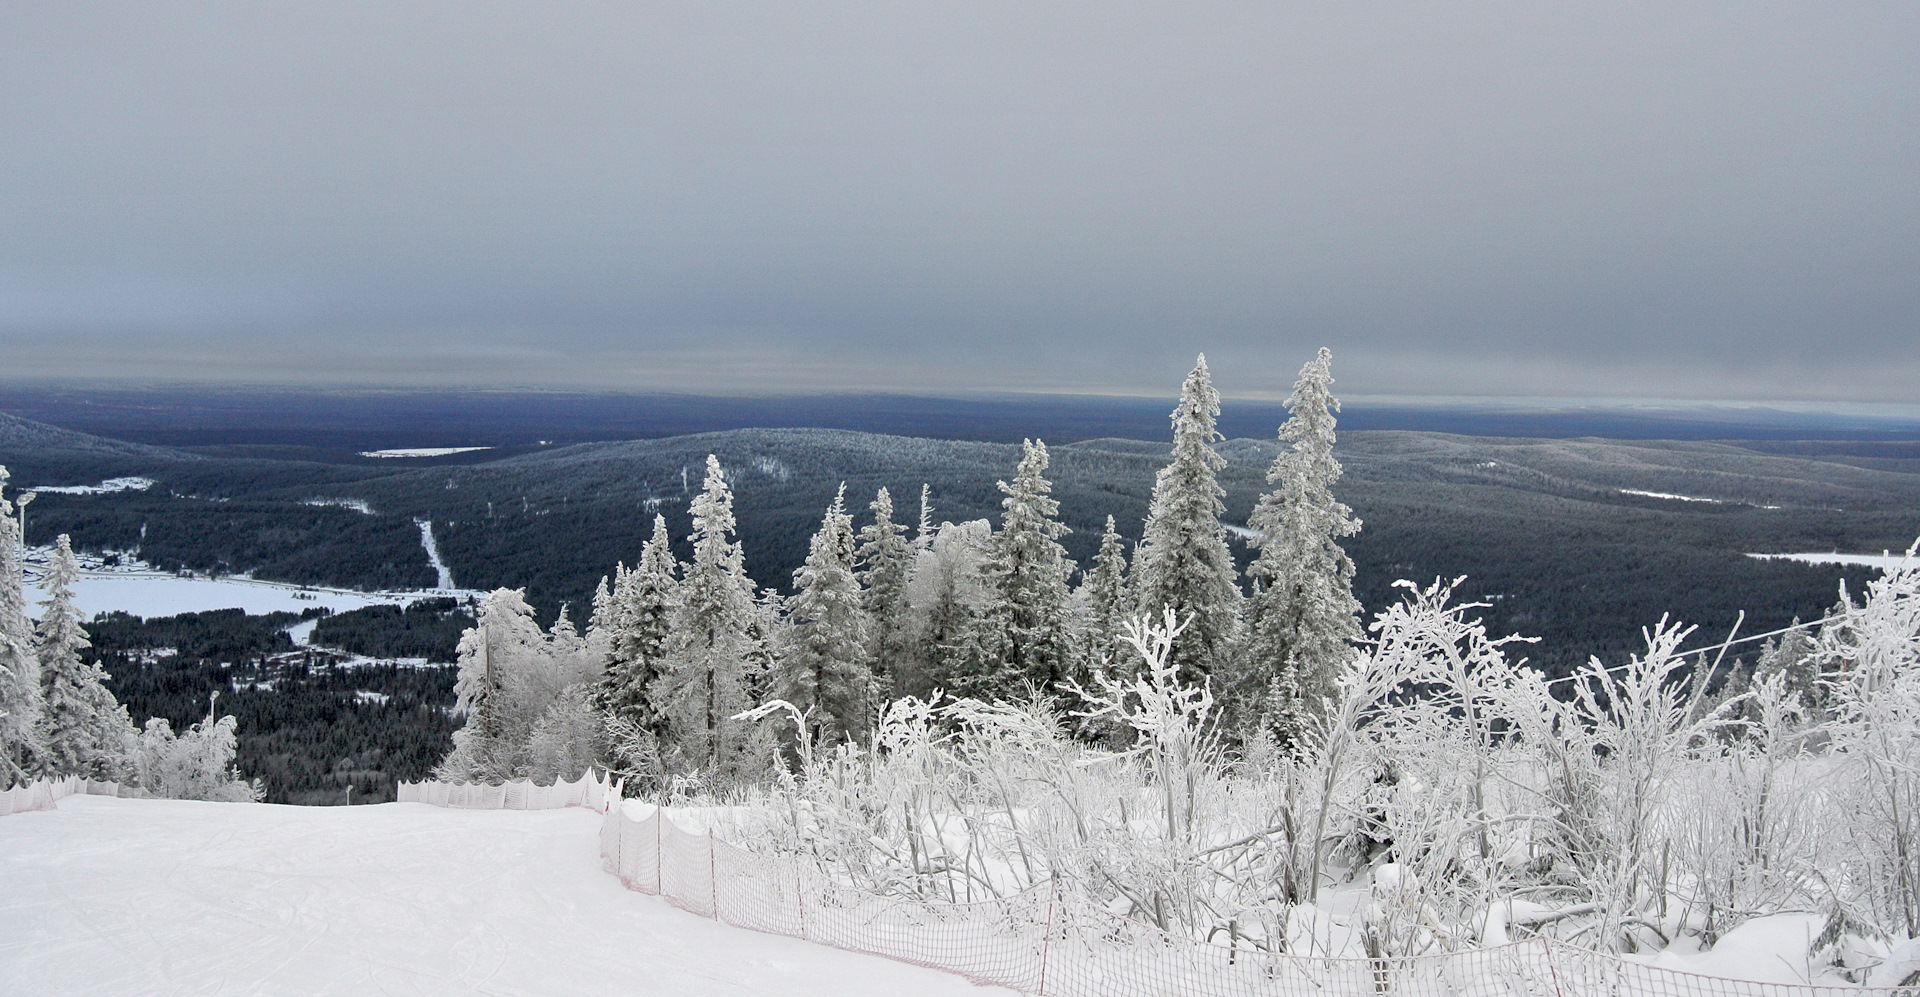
[0,468,45,783]
[440,587,549,782]
[965,440,1076,699]
[917,484,940,553]
[776,486,874,744]
[654,456,762,777]
[856,486,913,694]
[1075,515,1132,669]
[594,514,680,736]
[36,534,135,780]
[1243,347,1363,729]
[1132,356,1244,684]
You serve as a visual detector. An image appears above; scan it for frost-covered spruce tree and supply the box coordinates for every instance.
[900,519,991,698]
[595,514,680,735]
[0,467,45,783]
[654,456,762,777]
[777,485,874,743]
[1075,515,1131,668]
[915,484,935,553]
[36,535,135,780]
[1243,348,1362,719]
[857,487,914,694]
[1132,356,1244,684]
[440,587,549,782]
[965,440,1076,699]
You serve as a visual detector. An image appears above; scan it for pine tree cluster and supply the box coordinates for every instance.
[433,350,1381,786]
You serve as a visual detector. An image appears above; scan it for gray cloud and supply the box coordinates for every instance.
[2,3,1915,402]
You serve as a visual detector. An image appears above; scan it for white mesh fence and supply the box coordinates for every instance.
[600,801,1920,997]
[0,775,128,817]
[396,770,618,812]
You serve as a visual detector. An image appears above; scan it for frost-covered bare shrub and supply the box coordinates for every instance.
[1820,546,1920,937]
[1670,670,1823,946]
[705,546,1920,963]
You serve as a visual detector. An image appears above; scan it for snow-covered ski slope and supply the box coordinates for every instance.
[0,795,1016,996]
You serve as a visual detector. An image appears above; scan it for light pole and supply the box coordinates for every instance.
[15,490,34,560]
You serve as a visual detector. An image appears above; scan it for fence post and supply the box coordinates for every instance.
[1038,878,1057,996]
[1542,936,1566,997]
[654,802,663,896]
[794,858,807,941]
[708,828,720,921]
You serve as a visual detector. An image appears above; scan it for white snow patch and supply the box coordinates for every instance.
[302,497,374,515]
[27,476,155,495]
[415,518,456,589]
[1620,488,1722,503]
[1749,551,1916,571]
[0,796,1012,996]
[359,446,492,458]
[1630,913,1828,985]
[26,572,480,620]
[284,618,318,646]
[353,690,390,705]
[1620,489,1781,509]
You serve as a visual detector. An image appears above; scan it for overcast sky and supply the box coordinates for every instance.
[2,3,1915,403]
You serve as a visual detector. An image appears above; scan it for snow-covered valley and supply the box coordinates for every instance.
[0,795,1014,997]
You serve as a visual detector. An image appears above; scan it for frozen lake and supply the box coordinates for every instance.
[27,571,477,620]
[1748,551,1915,571]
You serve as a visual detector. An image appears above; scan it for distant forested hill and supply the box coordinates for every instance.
[4,411,1916,675]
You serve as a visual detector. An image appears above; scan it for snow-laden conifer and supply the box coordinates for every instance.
[654,456,762,777]
[36,534,135,780]
[1243,347,1362,718]
[857,487,913,693]
[595,514,680,735]
[776,485,874,743]
[914,484,935,553]
[965,440,1076,699]
[1075,515,1131,668]
[0,467,45,783]
[899,519,991,698]
[1132,356,1243,683]
[440,587,551,782]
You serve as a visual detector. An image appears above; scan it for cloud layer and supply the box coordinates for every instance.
[3,3,1915,401]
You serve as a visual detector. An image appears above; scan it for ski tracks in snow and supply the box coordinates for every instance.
[0,796,1017,996]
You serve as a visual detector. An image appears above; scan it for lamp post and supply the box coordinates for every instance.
[15,490,35,559]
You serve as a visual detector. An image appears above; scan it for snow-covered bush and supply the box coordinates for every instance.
[134,710,261,802]
[1819,546,1920,938]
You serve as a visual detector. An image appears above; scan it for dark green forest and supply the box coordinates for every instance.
[89,608,461,804]
[8,411,1918,803]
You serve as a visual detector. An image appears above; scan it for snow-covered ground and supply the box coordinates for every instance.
[18,541,481,619]
[0,795,1015,997]
[1620,488,1781,509]
[25,475,157,495]
[26,571,471,619]
[302,496,375,514]
[361,446,492,458]
[1749,551,1915,571]
[417,518,457,589]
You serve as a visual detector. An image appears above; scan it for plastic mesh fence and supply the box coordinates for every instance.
[1,776,126,816]
[396,770,616,812]
[599,802,1920,997]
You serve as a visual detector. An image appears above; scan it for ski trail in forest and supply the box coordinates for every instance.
[415,518,455,589]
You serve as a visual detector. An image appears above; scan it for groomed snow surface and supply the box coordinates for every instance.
[0,795,1016,996]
